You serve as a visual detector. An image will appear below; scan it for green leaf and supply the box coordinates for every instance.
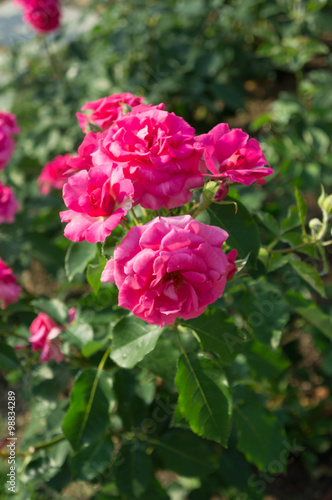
[288,257,326,297]
[268,253,289,272]
[241,288,290,348]
[0,341,20,370]
[64,322,94,349]
[286,291,332,340]
[62,368,114,450]
[295,187,307,234]
[114,443,152,499]
[208,199,260,264]
[65,241,97,282]
[32,298,68,325]
[256,211,279,235]
[175,353,232,446]
[281,206,301,233]
[87,255,107,294]
[280,232,317,258]
[138,329,180,381]
[234,390,287,471]
[246,341,290,379]
[153,429,216,477]
[71,435,114,481]
[113,370,148,430]
[111,316,162,369]
[183,312,247,364]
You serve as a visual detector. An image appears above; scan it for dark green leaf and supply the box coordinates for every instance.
[65,241,97,282]
[175,353,232,446]
[111,316,162,369]
[114,443,152,499]
[286,291,332,340]
[208,199,260,264]
[63,368,114,450]
[183,312,247,364]
[0,341,20,370]
[153,429,216,477]
[257,212,279,235]
[234,390,287,471]
[138,329,180,380]
[71,435,114,480]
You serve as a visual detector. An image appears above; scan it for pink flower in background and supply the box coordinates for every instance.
[0,259,21,309]
[196,123,273,185]
[29,308,76,363]
[37,154,74,195]
[101,215,231,326]
[0,112,20,170]
[93,108,205,210]
[77,93,145,133]
[60,164,134,243]
[14,0,61,33]
[0,181,19,223]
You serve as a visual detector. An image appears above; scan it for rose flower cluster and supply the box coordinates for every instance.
[39,92,273,328]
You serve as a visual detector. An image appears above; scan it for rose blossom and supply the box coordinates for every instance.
[0,112,20,170]
[37,154,75,195]
[101,215,234,326]
[77,93,145,133]
[196,123,273,185]
[0,259,21,309]
[93,107,205,210]
[14,0,61,33]
[66,131,102,172]
[0,181,19,223]
[29,308,76,363]
[60,164,134,243]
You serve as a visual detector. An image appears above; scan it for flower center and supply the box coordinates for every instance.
[160,271,184,289]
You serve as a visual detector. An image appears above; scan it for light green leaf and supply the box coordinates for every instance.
[175,353,232,446]
[295,187,307,234]
[281,206,301,234]
[111,316,162,369]
[289,257,326,297]
[87,255,107,294]
[32,298,68,325]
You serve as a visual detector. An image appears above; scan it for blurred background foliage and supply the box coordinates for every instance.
[0,0,332,499]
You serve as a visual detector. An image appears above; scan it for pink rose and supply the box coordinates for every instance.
[0,259,21,309]
[0,181,19,223]
[101,215,232,326]
[93,108,205,210]
[66,131,103,172]
[14,0,61,33]
[226,249,237,280]
[60,164,134,243]
[29,308,76,363]
[77,93,144,133]
[37,154,74,195]
[196,123,273,185]
[0,112,20,171]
